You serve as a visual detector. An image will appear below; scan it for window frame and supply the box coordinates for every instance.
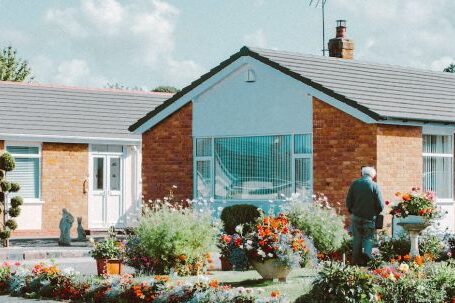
[422,134,454,203]
[4,141,42,203]
[193,134,313,201]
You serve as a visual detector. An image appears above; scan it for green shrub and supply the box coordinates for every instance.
[220,204,261,235]
[0,181,11,192]
[426,261,455,301]
[8,207,20,217]
[286,201,348,254]
[10,196,23,208]
[420,233,446,260]
[303,262,377,303]
[5,219,17,230]
[378,272,445,303]
[0,152,15,171]
[9,182,20,193]
[0,230,11,240]
[133,204,217,275]
[377,234,411,261]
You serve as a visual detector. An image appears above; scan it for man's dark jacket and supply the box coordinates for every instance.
[346,176,384,220]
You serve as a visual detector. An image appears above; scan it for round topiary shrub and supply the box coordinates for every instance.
[9,182,20,193]
[0,152,15,171]
[0,230,11,240]
[0,181,11,192]
[220,204,261,235]
[10,196,23,208]
[5,219,17,230]
[8,207,21,217]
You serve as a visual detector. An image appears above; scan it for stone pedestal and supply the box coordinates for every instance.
[397,221,430,257]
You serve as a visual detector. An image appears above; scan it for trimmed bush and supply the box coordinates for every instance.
[9,182,20,193]
[0,230,11,240]
[5,219,17,231]
[8,207,21,217]
[10,196,23,208]
[0,181,11,192]
[0,153,15,171]
[220,204,261,235]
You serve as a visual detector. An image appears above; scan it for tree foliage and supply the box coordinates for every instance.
[0,46,32,82]
[444,64,455,73]
[152,85,180,93]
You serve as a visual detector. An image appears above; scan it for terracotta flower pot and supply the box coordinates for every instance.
[251,259,291,282]
[96,259,122,275]
[220,256,233,271]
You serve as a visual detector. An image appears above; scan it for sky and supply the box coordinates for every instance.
[1,0,454,90]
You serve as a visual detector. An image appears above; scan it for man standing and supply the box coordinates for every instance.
[346,166,384,266]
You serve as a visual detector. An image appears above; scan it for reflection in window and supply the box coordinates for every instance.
[93,158,104,190]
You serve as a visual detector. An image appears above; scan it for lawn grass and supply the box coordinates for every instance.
[186,268,317,302]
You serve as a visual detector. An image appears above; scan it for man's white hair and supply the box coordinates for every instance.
[361,166,376,178]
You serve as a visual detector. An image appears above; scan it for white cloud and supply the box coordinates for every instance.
[165,57,205,87]
[54,59,107,87]
[243,29,267,48]
[82,0,124,32]
[46,8,87,37]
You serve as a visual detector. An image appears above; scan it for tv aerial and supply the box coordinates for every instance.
[309,0,328,56]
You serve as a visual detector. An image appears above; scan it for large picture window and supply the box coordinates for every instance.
[423,135,453,200]
[194,134,312,200]
[6,145,41,200]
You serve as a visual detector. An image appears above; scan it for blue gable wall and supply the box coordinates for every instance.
[192,57,312,137]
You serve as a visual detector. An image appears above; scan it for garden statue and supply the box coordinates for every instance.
[58,208,74,246]
[76,217,87,241]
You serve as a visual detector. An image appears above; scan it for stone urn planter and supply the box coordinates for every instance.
[397,215,430,257]
[96,259,122,275]
[251,259,291,282]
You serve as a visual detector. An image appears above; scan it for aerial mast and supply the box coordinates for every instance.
[309,0,328,56]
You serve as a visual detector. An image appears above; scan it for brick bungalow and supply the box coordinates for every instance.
[0,81,170,237]
[130,24,455,232]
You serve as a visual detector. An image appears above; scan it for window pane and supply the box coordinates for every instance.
[294,134,312,154]
[196,138,212,157]
[6,146,39,155]
[7,158,40,199]
[423,135,452,154]
[110,158,121,191]
[214,135,292,200]
[196,160,211,198]
[295,158,312,196]
[423,156,453,199]
[108,146,123,153]
[92,145,108,153]
[93,158,104,190]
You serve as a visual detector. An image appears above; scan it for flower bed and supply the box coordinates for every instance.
[0,262,289,303]
[297,260,455,303]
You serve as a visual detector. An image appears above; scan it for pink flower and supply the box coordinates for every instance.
[385,200,390,206]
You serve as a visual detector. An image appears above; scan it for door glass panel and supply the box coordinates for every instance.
[93,157,104,190]
[110,158,121,191]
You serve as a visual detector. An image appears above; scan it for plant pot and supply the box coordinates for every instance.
[96,259,122,275]
[400,215,426,224]
[220,256,233,271]
[250,259,291,282]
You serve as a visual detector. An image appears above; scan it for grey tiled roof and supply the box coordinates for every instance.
[0,81,171,141]
[251,47,455,123]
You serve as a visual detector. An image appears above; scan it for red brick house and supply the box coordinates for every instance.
[0,81,170,237]
[130,29,455,232]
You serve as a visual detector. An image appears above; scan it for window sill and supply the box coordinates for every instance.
[22,199,44,205]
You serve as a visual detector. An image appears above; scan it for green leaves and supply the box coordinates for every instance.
[0,46,32,82]
[0,152,15,172]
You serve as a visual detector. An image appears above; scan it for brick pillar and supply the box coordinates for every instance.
[142,102,193,203]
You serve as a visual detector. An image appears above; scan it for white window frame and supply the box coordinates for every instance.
[422,134,454,203]
[4,141,43,204]
[193,134,313,201]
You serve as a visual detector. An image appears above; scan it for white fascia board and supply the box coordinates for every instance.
[0,133,141,145]
[133,55,381,134]
[133,58,249,134]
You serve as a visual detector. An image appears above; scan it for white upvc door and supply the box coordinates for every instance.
[89,148,124,229]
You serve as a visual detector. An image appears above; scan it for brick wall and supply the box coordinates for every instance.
[38,143,89,236]
[376,125,423,218]
[312,98,378,215]
[142,102,193,203]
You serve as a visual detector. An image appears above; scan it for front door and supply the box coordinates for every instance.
[89,146,124,229]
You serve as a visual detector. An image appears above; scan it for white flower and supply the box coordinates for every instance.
[235,225,244,234]
[247,240,252,245]
[267,253,273,257]
[398,263,409,273]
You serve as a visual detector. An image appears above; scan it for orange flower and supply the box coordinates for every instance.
[414,256,424,266]
[397,255,402,261]
[403,254,411,262]
[402,194,412,201]
[208,279,219,288]
[154,275,170,282]
[178,255,187,261]
[395,192,401,197]
[271,290,281,298]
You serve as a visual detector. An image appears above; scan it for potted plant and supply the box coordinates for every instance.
[241,214,312,281]
[390,188,440,223]
[90,237,124,275]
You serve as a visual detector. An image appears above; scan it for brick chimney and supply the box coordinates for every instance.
[328,20,354,59]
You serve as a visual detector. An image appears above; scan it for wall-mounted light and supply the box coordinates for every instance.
[245,68,256,82]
